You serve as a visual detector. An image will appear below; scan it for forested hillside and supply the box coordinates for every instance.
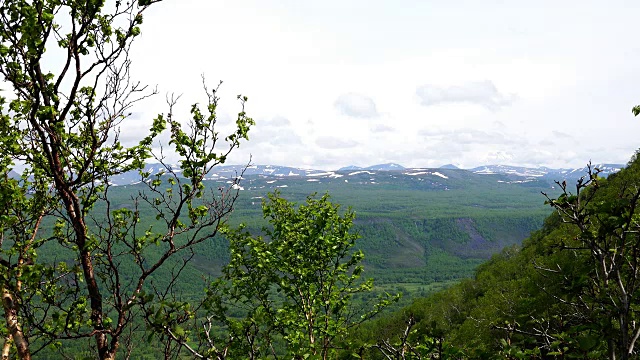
[354,152,640,359]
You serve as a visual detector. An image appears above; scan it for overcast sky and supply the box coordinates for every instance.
[124,0,640,170]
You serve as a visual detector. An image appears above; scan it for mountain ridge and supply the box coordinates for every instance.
[105,162,624,186]
[10,162,622,186]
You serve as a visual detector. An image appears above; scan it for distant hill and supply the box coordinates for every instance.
[469,163,623,182]
[338,165,363,171]
[106,162,625,187]
[365,163,405,171]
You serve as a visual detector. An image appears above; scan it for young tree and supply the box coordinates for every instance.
[153,192,397,359]
[543,157,640,360]
[0,1,253,359]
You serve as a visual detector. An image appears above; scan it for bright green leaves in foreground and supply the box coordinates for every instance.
[200,192,398,359]
[0,0,256,358]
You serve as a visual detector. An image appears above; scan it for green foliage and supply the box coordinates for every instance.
[199,192,398,359]
[0,1,254,359]
[364,152,640,359]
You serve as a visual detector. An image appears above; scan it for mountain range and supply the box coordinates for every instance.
[8,162,623,188]
[105,162,624,187]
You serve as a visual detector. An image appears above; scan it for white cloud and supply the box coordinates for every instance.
[371,124,394,133]
[315,136,359,149]
[552,130,572,139]
[248,117,302,145]
[31,0,640,170]
[416,81,515,111]
[334,93,379,118]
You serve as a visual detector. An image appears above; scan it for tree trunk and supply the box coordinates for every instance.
[55,170,113,359]
[2,288,30,360]
[2,335,12,359]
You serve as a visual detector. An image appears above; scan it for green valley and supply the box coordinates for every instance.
[100,166,558,300]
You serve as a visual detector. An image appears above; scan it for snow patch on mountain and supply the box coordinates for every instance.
[348,171,375,176]
[307,172,335,177]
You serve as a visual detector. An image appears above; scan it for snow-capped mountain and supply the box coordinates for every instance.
[338,165,363,171]
[469,164,623,181]
[109,163,180,185]
[338,163,405,171]
[108,164,346,186]
[365,163,405,171]
[3,161,626,188]
[102,162,625,187]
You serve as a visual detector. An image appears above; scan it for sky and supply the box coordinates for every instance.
[122,0,640,170]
